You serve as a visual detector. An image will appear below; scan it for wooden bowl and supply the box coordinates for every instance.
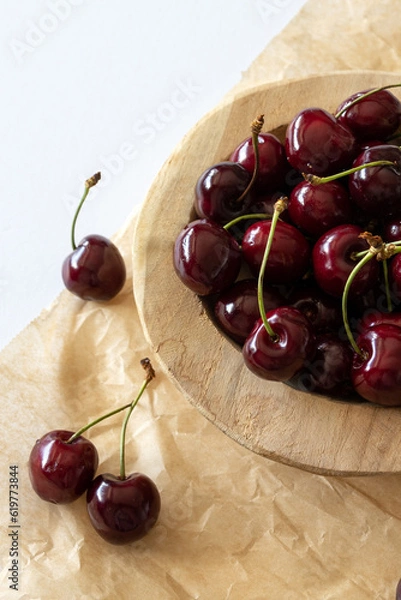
[133,71,401,476]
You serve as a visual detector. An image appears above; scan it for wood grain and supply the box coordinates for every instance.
[133,71,401,476]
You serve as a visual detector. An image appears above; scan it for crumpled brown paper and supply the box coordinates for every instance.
[2,1,401,598]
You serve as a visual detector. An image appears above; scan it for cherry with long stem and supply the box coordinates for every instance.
[85,358,160,545]
[70,172,101,250]
[341,233,399,355]
[256,197,288,339]
[236,114,264,203]
[62,172,126,301]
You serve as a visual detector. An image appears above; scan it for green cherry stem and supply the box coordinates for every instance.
[119,358,156,481]
[66,401,133,444]
[223,212,271,231]
[341,251,375,356]
[70,172,101,250]
[257,197,288,340]
[236,114,264,204]
[382,259,393,313]
[335,83,401,119]
[303,160,396,186]
[353,239,401,261]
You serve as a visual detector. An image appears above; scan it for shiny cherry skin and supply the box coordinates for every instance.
[360,310,401,331]
[288,180,352,238]
[213,278,284,345]
[348,144,401,218]
[336,88,401,141]
[287,283,342,333]
[229,133,288,193]
[242,306,316,381]
[285,107,357,176]
[173,219,242,296]
[352,323,401,406]
[194,161,251,224]
[382,218,401,241]
[289,333,354,397]
[86,472,161,545]
[312,224,380,298]
[242,219,311,284]
[62,234,126,301]
[29,430,99,504]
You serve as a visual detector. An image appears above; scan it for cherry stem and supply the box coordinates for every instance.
[236,114,264,204]
[70,172,101,250]
[335,83,401,119]
[303,160,396,186]
[257,197,288,340]
[353,238,401,261]
[66,402,133,444]
[223,212,271,231]
[119,358,155,481]
[342,251,375,356]
[382,259,393,313]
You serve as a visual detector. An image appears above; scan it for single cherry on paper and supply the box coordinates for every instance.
[86,472,161,545]
[86,358,161,545]
[28,430,99,504]
[62,172,126,301]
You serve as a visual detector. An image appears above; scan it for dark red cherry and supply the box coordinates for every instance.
[289,333,354,397]
[312,224,380,298]
[242,306,316,381]
[194,161,251,224]
[229,133,288,193]
[29,430,98,504]
[213,278,284,344]
[348,145,401,218]
[288,180,352,238]
[86,472,161,545]
[360,310,401,331]
[242,219,310,284]
[62,234,126,301]
[352,323,401,406]
[287,283,342,332]
[285,107,357,176]
[382,218,401,242]
[336,88,401,141]
[173,219,242,295]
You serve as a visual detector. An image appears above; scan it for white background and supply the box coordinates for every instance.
[0,0,307,351]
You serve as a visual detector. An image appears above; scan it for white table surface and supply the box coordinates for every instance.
[0,0,307,351]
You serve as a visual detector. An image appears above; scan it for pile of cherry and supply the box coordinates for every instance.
[173,83,401,407]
